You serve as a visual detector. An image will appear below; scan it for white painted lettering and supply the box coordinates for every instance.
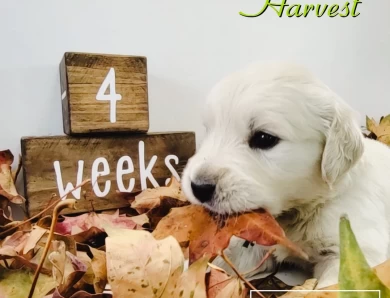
[54,160,84,200]
[138,141,159,189]
[91,157,111,197]
[96,67,122,123]
[164,155,180,185]
[116,156,135,192]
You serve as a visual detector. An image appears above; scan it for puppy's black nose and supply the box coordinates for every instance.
[191,182,216,203]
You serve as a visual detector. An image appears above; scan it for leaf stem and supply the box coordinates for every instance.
[0,179,90,238]
[221,250,266,298]
[28,199,77,298]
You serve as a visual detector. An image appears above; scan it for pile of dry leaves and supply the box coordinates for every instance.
[0,149,312,298]
[1,147,390,298]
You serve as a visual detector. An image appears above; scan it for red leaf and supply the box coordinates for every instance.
[55,210,138,235]
[153,205,308,263]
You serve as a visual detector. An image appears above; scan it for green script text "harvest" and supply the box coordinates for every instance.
[240,0,362,18]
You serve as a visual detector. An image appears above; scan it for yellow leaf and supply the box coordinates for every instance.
[0,267,56,298]
[166,255,209,298]
[380,115,390,125]
[378,134,390,146]
[279,278,317,298]
[105,227,185,298]
[366,116,377,133]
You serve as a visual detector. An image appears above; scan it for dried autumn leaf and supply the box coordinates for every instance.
[76,243,107,293]
[153,205,307,263]
[1,230,29,254]
[105,226,185,297]
[207,266,247,298]
[163,255,210,298]
[55,210,138,235]
[0,150,25,204]
[366,115,390,145]
[366,116,377,133]
[128,213,149,227]
[279,279,318,298]
[26,234,76,275]
[129,176,189,213]
[47,288,112,298]
[23,225,47,255]
[48,240,67,286]
[0,254,52,275]
[72,227,107,248]
[380,115,390,125]
[57,251,88,297]
[0,219,31,239]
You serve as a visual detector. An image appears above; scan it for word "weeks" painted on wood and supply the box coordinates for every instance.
[21,133,195,216]
[53,141,180,200]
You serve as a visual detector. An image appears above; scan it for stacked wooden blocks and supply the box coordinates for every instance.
[21,52,196,217]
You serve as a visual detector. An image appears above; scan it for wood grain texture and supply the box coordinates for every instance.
[21,132,195,216]
[60,52,149,135]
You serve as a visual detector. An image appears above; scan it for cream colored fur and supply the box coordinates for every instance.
[182,62,390,288]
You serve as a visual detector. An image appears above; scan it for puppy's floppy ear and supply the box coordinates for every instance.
[321,102,364,186]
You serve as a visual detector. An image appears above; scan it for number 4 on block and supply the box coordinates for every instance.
[96,67,122,123]
[60,52,149,135]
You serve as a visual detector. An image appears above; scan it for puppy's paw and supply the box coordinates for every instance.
[212,236,276,278]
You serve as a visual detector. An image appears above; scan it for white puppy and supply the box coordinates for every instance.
[181,62,390,288]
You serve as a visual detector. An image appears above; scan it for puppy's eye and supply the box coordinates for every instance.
[249,131,279,150]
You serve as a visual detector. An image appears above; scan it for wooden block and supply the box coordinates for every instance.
[21,132,195,216]
[60,52,149,135]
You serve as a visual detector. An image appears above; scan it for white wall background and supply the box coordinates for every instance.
[0,0,389,171]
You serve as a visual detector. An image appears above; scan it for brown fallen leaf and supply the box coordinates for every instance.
[26,233,76,275]
[0,150,25,204]
[153,205,308,263]
[166,255,210,298]
[105,226,185,297]
[23,225,47,255]
[76,243,107,293]
[0,218,31,239]
[47,288,112,298]
[366,115,390,145]
[128,213,150,227]
[48,240,67,286]
[0,252,52,275]
[57,251,88,297]
[207,266,247,298]
[1,230,29,254]
[55,210,138,236]
[127,176,189,214]
[278,279,317,298]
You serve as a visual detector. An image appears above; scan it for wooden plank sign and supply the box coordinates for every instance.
[60,52,149,135]
[21,132,195,216]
